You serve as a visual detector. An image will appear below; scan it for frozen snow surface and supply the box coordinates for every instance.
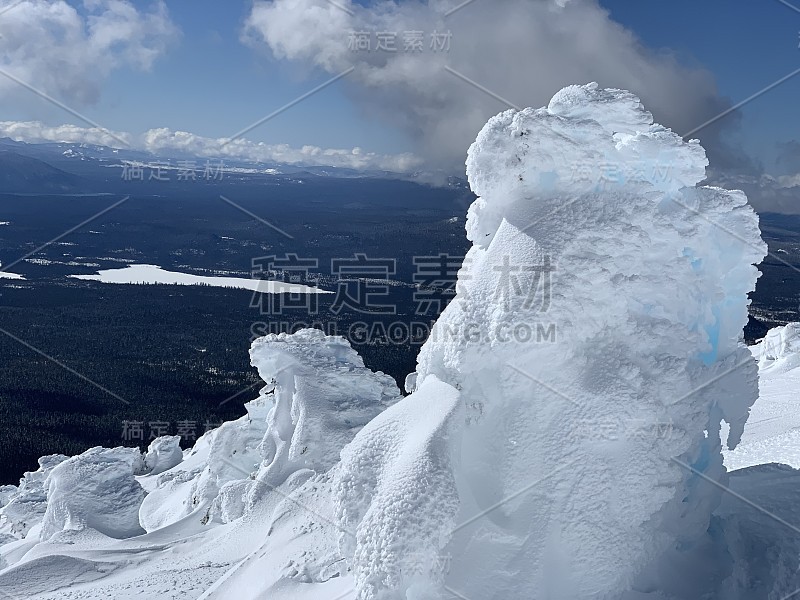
[724,323,800,471]
[68,264,332,294]
[2,84,799,599]
[0,261,24,280]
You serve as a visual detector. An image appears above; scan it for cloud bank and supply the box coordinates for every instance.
[242,0,736,172]
[0,120,422,173]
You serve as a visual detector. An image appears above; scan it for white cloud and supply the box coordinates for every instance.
[242,0,735,172]
[0,120,423,173]
[0,120,133,147]
[142,127,422,172]
[0,0,178,105]
[706,170,800,214]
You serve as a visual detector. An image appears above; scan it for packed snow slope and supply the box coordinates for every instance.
[3,83,799,599]
[725,323,800,470]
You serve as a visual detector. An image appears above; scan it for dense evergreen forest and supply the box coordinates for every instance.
[0,282,433,483]
[0,176,796,484]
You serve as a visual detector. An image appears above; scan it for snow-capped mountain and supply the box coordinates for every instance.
[0,84,798,599]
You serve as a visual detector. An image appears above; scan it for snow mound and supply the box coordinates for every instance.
[40,447,146,541]
[0,455,68,540]
[411,82,766,597]
[143,435,183,476]
[333,375,462,600]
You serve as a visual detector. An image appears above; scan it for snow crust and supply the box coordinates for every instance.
[0,84,789,600]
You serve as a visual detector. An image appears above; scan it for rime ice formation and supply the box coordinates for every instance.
[39,447,146,542]
[0,84,782,599]
[248,329,401,486]
[0,455,68,540]
[410,83,766,598]
[136,329,401,533]
[143,436,183,476]
[753,322,800,372]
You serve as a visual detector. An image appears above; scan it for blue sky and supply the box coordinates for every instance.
[98,0,410,153]
[602,0,800,169]
[4,0,413,155]
[2,0,799,172]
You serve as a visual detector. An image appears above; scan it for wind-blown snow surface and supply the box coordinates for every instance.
[0,84,790,599]
[724,323,800,470]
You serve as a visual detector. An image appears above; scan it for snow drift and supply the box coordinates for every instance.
[724,322,800,471]
[0,84,780,600]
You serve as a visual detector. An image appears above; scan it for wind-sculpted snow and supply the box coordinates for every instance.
[411,83,766,598]
[247,330,401,495]
[40,447,146,542]
[753,322,800,373]
[143,435,183,476]
[139,330,401,532]
[333,376,462,600]
[0,455,67,540]
[724,323,800,471]
[0,487,14,509]
[0,84,778,599]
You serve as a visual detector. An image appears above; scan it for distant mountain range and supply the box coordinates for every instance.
[0,137,468,193]
[0,150,88,193]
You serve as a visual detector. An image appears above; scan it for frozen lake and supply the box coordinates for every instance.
[69,264,331,294]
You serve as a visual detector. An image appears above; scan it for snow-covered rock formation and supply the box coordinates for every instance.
[0,84,787,600]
